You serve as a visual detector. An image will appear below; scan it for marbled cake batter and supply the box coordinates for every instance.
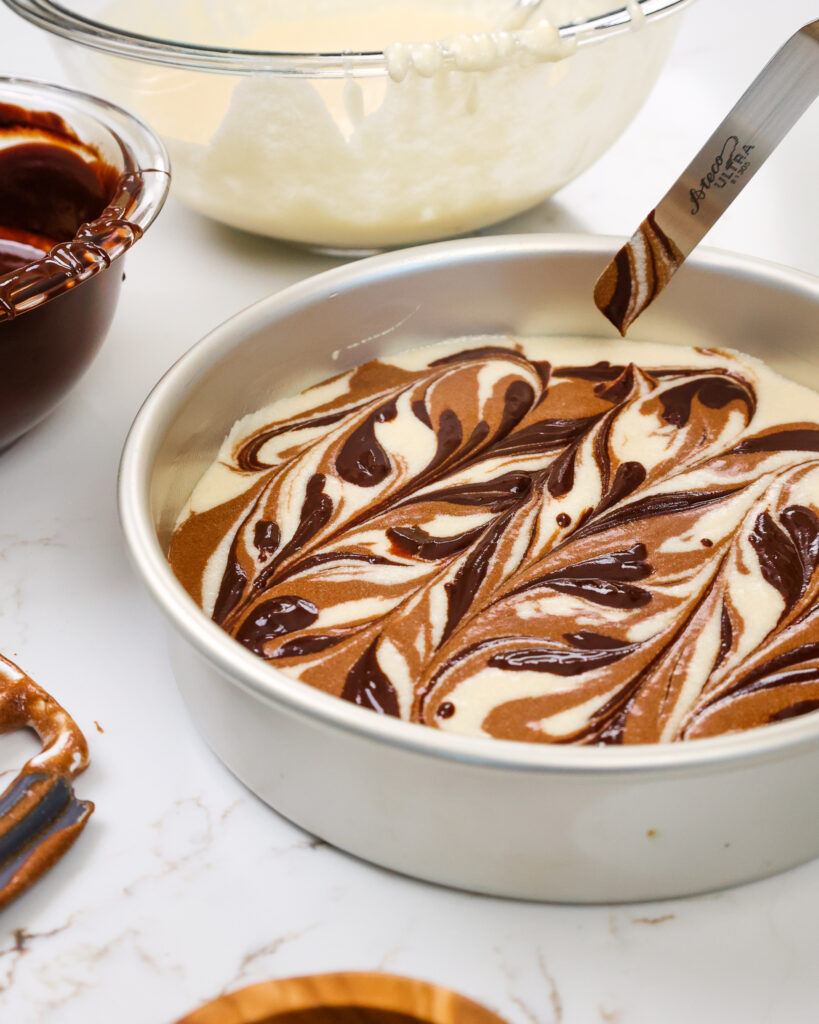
[169,336,819,744]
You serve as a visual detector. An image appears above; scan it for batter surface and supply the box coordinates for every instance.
[169,337,819,744]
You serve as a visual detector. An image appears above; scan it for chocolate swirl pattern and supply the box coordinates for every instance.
[169,336,819,744]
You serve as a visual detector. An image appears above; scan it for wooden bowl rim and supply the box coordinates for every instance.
[175,970,508,1024]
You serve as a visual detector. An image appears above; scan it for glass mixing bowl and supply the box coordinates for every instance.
[4,0,692,253]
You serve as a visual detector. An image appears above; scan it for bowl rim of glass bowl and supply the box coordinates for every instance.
[3,0,693,77]
[0,76,170,320]
[118,232,819,777]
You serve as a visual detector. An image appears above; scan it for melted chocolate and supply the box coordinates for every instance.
[489,638,637,676]
[0,225,54,275]
[508,544,653,610]
[659,375,755,428]
[749,506,819,616]
[235,596,319,657]
[336,399,397,487]
[0,139,117,241]
[387,522,489,561]
[0,100,145,448]
[341,640,400,716]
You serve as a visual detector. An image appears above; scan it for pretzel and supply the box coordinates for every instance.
[0,653,93,910]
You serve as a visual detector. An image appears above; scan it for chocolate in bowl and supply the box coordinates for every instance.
[0,78,169,450]
[119,236,819,902]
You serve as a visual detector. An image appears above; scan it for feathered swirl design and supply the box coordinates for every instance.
[170,337,819,744]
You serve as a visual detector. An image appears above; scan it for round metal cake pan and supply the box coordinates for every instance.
[119,235,819,902]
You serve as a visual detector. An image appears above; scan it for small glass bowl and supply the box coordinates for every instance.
[4,0,691,253]
[0,76,170,449]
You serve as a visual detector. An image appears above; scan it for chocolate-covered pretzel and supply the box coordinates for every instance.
[0,653,93,910]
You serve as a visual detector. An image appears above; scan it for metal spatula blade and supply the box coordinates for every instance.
[595,19,819,335]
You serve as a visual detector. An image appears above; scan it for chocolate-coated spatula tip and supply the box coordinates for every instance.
[594,211,684,336]
[595,18,819,335]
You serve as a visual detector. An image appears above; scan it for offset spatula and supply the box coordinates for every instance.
[595,19,819,335]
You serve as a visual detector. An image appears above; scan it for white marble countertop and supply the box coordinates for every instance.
[1,2,818,1021]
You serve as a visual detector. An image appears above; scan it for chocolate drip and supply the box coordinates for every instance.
[706,642,819,708]
[252,474,334,592]
[781,506,819,585]
[492,415,601,460]
[341,640,400,716]
[399,471,532,513]
[574,487,741,541]
[335,399,397,487]
[412,399,432,427]
[750,505,819,614]
[659,375,755,427]
[490,637,637,676]
[254,520,281,555]
[770,699,819,722]
[212,533,248,625]
[442,514,511,643]
[553,361,625,382]
[426,409,463,473]
[546,442,579,498]
[564,631,632,650]
[273,634,346,659]
[388,522,489,561]
[730,428,819,456]
[235,596,319,657]
[595,462,647,518]
[510,544,653,609]
[495,380,536,442]
[0,103,148,329]
[239,408,354,471]
[715,604,733,669]
[597,364,636,405]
